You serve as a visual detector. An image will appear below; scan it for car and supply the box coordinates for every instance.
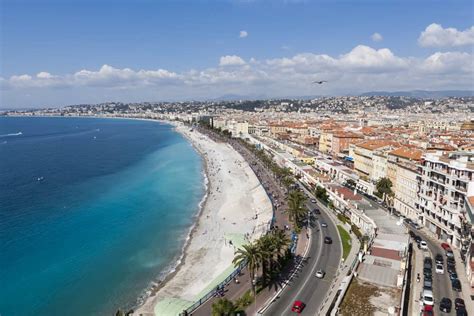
[446,249,454,258]
[291,300,305,313]
[441,242,451,250]
[313,208,320,214]
[409,231,416,238]
[415,236,422,244]
[324,237,332,244]
[452,279,462,292]
[435,253,444,264]
[315,269,325,278]
[423,305,434,316]
[422,289,434,306]
[439,297,452,313]
[447,257,455,266]
[449,272,458,280]
[424,278,433,290]
[423,267,433,278]
[435,264,444,274]
[410,222,421,230]
[456,308,468,316]
[424,257,433,269]
[310,198,317,203]
[420,240,429,250]
[321,222,328,228]
[447,265,457,274]
[454,298,465,310]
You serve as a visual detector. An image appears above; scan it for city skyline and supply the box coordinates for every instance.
[1,0,473,108]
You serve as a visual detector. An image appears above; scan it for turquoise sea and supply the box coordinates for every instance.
[0,117,204,316]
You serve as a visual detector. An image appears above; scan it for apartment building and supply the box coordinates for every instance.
[331,132,364,155]
[353,140,399,182]
[387,147,423,220]
[319,131,333,153]
[417,151,474,249]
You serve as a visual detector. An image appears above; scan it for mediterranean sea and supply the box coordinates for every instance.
[0,117,204,316]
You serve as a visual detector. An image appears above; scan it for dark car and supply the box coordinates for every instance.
[409,231,416,238]
[314,208,321,214]
[439,297,452,313]
[423,267,432,278]
[415,236,422,244]
[455,298,465,310]
[452,279,462,292]
[450,272,458,280]
[424,257,433,269]
[423,278,433,291]
[447,257,456,266]
[435,253,444,264]
[447,264,457,274]
[324,237,332,244]
[456,308,468,316]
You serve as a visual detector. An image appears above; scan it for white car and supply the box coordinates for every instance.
[321,222,328,228]
[422,289,434,306]
[311,198,317,203]
[315,269,325,278]
[435,264,444,274]
[420,240,428,250]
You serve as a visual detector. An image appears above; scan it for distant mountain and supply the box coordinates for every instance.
[210,94,268,101]
[360,90,474,98]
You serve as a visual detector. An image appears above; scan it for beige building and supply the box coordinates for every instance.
[388,147,423,220]
[353,140,399,182]
[319,132,333,153]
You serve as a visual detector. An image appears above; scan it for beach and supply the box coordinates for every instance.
[135,122,273,315]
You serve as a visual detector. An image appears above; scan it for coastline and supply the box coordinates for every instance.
[134,121,273,316]
[4,115,273,316]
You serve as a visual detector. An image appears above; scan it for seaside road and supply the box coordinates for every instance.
[262,199,342,316]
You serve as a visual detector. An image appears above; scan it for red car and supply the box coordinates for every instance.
[441,243,451,251]
[423,304,434,316]
[291,300,306,313]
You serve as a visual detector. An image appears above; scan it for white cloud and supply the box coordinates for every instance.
[371,32,383,42]
[219,55,246,66]
[3,45,472,107]
[239,30,248,38]
[418,23,474,47]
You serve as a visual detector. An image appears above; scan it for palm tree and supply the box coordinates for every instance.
[256,234,274,283]
[211,298,236,316]
[271,228,291,260]
[286,190,307,232]
[232,243,263,298]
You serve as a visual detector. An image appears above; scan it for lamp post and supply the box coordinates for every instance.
[252,278,257,315]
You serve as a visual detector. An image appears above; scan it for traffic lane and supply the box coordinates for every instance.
[262,209,341,315]
[262,219,323,315]
[411,229,455,307]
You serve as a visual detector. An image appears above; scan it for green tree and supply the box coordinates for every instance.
[375,177,393,200]
[286,190,307,232]
[314,186,329,204]
[211,298,236,316]
[232,243,262,298]
[345,179,357,187]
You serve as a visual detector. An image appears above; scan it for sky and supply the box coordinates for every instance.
[1,0,473,108]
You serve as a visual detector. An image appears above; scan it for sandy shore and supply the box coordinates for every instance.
[134,122,273,315]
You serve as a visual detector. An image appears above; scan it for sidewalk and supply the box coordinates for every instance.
[408,242,429,316]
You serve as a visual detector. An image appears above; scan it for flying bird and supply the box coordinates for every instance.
[312,80,327,84]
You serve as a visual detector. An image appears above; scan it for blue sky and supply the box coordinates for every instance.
[1,0,473,108]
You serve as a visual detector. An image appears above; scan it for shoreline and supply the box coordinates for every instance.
[4,115,273,316]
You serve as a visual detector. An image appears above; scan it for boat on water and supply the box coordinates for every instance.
[37,177,44,182]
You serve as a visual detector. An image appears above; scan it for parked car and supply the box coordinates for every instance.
[420,240,429,250]
[447,264,457,274]
[447,257,456,266]
[423,278,433,291]
[415,236,422,244]
[315,269,325,278]
[454,298,465,310]
[456,308,468,316]
[423,305,434,316]
[423,267,433,278]
[324,237,332,244]
[449,272,458,281]
[409,231,416,238]
[313,208,320,214]
[439,297,452,313]
[291,300,305,313]
[436,264,444,274]
[441,242,451,250]
[435,253,444,264]
[422,289,435,306]
[410,222,421,230]
[452,279,462,292]
[424,257,433,269]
